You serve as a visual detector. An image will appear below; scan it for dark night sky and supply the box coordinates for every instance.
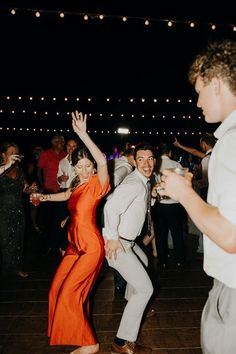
[1,1,236,95]
[0,1,235,150]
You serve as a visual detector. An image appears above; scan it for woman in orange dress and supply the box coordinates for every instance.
[31,111,110,354]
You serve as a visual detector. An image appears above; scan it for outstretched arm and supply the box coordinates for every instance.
[71,111,108,186]
[173,138,204,159]
[0,154,22,175]
[30,189,72,204]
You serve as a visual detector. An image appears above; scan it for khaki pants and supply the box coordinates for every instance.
[106,241,153,342]
[201,279,236,354]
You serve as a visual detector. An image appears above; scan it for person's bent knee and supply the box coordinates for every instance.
[142,282,153,301]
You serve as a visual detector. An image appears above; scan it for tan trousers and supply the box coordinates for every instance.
[106,240,153,342]
[201,279,236,354]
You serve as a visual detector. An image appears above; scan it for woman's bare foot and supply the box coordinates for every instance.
[70,344,99,354]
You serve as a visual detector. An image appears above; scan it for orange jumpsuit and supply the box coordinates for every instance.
[48,175,110,346]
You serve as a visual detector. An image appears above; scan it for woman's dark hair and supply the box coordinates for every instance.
[70,146,96,189]
[71,146,95,166]
[0,141,19,164]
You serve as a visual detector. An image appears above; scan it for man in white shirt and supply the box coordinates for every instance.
[193,133,216,199]
[107,147,135,293]
[111,147,134,188]
[173,133,216,200]
[194,134,216,253]
[57,138,78,190]
[56,138,78,255]
[160,39,236,354]
[173,134,216,253]
[152,142,186,268]
[103,142,154,354]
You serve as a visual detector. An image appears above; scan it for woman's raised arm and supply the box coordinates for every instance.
[71,111,108,186]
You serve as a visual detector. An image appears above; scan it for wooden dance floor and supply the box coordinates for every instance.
[0,230,211,353]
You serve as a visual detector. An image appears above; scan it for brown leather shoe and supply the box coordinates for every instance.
[111,341,152,354]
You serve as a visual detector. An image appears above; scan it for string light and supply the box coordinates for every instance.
[5,8,236,31]
[0,106,204,119]
[0,94,211,138]
[0,125,205,136]
[0,95,198,104]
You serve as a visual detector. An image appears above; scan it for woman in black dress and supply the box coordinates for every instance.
[0,141,37,277]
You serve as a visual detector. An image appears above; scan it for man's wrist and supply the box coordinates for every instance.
[179,186,195,206]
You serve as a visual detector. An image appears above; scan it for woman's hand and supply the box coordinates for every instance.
[6,154,23,167]
[23,182,38,194]
[28,182,38,193]
[71,111,87,136]
[30,193,51,205]
[30,193,42,206]
[58,173,69,183]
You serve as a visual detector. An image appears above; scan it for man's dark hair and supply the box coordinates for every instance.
[133,142,154,160]
[200,133,216,147]
[122,147,134,157]
[157,142,172,157]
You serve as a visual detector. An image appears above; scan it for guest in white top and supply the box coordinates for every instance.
[160,39,236,354]
[57,138,78,189]
[102,142,154,354]
[152,142,186,268]
[194,133,216,200]
[174,134,216,254]
[194,133,216,253]
[173,133,216,198]
[107,146,135,292]
[112,148,134,188]
[56,138,78,255]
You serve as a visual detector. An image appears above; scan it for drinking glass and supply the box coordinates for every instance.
[31,193,41,206]
[156,167,189,200]
[167,167,189,176]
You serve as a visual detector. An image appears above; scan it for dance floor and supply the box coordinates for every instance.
[0,229,211,353]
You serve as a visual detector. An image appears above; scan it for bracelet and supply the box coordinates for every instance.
[41,194,51,201]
